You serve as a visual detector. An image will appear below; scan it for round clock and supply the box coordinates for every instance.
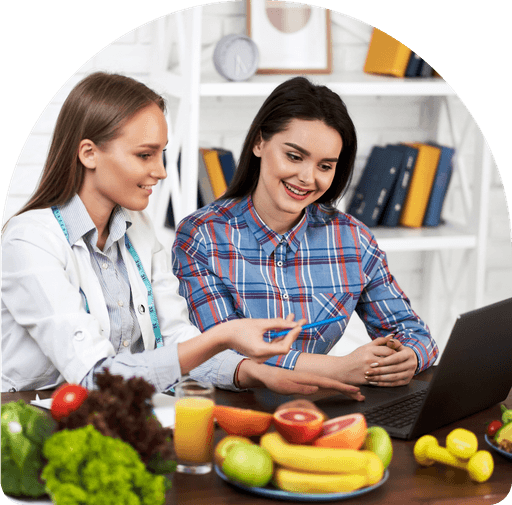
[213,34,259,82]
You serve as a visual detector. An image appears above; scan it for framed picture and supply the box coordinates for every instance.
[247,0,332,74]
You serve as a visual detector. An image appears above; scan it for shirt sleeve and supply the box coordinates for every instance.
[80,342,182,392]
[172,219,246,390]
[355,226,439,373]
[173,216,312,384]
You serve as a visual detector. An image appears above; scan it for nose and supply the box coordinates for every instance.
[297,162,314,185]
[152,155,167,180]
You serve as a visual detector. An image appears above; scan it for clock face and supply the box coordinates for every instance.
[214,35,259,82]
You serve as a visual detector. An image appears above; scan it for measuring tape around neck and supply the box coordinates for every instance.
[52,206,164,348]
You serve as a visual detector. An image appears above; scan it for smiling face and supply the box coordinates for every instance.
[251,118,342,234]
[78,102,168,221]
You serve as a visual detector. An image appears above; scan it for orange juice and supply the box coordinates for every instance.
[174,397,215,463]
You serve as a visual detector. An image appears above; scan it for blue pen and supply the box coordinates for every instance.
[269,315,346,338]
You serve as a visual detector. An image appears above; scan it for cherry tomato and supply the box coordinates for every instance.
[486,420,503,437]
[51,384,89,421]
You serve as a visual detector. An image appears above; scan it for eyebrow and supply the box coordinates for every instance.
[136,140,169,149]
[284,142,339,163]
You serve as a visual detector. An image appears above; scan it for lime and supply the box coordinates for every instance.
[363,426,393,469]
[222,444,273,487]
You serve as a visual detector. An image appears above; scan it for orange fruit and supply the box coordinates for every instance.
[214,406,273,436]
[313,413,367,449]
[273,407,324,444]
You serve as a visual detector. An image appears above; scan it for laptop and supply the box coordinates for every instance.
[251,297,512,440]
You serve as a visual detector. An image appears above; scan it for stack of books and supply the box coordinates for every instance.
[363,28,436,78]
[347,143,455,228]
[166,147,237,228]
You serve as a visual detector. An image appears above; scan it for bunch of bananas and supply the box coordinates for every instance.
[260,432,384,494]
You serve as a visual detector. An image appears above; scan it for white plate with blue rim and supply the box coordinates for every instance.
[485,435,512,461]
[215,465,389,502]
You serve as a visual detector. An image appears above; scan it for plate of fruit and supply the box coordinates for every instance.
[213,400,391,501]
[484,404,512,461]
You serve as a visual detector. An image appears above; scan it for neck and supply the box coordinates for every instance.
[251,196,301,235]
[77,190,113,250]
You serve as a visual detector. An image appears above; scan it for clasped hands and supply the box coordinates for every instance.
[355,334,418,387]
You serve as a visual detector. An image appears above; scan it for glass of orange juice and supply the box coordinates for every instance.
[174,379,215,474]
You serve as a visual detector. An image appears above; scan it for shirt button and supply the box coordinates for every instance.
[102,263,108,270]
[118,300,124,307]
[283,293,289,300]
[74,330,85,341]
[123,340,130,347]
[277,261,283,267]
[138,304,145,314]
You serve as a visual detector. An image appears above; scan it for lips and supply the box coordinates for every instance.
[283,181,312,199]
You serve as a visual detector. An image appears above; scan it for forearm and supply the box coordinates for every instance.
[177,324,228,375]
[293,352,355,384]
[238,353,344,387]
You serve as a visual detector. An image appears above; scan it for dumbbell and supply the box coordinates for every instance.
[414,431,494,483]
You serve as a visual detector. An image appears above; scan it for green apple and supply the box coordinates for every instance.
[222,444,273,487]
[363,426,393,469]
[214,435,253,468]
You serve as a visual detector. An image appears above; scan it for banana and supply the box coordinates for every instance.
[260,432,380,475]
[273,466,368,494]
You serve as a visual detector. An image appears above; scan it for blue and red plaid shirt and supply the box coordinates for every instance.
[172,195,438,390]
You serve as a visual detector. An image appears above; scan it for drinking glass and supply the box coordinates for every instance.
[173,379,215,474]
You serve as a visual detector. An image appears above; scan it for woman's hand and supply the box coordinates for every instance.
[324,335,399,384]
[363,338,418,386]
[224,314,306,363]
[237,359,365,401]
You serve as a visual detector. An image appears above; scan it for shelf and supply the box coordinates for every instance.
[201,73,455,97]
[153,71,456,99]
[372,222,477,252]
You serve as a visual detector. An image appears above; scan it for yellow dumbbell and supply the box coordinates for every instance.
[414,435,494,482]
[446,428,478,460]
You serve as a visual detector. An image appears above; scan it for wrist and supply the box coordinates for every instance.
[202,322,231,355]
[236,359,265,389]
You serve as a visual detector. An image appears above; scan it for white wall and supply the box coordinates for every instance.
[4,1,512,354]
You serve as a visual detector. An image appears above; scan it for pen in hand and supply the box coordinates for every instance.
[269,315,346,338]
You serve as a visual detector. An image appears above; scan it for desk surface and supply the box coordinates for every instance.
[2,369,511,505]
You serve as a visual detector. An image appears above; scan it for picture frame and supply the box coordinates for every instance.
[246,0,332,74]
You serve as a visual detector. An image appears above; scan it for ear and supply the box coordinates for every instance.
[78,139,98,169]
[252,131,263,158]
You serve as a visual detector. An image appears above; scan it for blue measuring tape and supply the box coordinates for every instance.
[52,206,164,348]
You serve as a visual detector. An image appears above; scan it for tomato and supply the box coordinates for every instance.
[51,384,89,421]
[486,420,503,437]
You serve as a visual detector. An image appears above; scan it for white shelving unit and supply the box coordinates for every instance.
[147,7,491,344]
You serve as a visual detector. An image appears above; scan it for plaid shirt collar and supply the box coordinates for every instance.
[242,194,309,257]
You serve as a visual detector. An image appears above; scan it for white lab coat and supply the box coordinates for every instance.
[1,207,200,391]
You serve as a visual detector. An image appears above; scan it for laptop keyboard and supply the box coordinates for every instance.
[364,389,428,429]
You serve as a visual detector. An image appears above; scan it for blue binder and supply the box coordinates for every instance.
[380,144,419,227]
[423,144,455,226]
[348,146,402,227]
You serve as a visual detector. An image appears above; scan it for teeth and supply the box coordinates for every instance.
[284,182,309,196]
[140,185,152,189]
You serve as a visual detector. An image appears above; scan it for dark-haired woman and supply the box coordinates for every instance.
[173,76,439,391]
[2,72,363,400]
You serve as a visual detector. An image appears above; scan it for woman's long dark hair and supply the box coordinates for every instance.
[223,76,357,206]
[15,72,166,216]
